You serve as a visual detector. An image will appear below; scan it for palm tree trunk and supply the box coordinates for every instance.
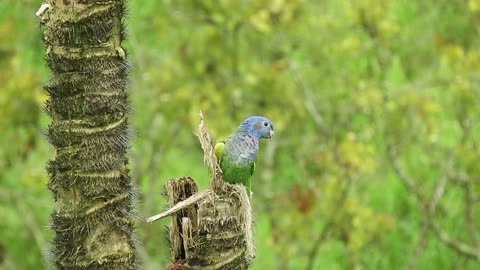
[38,0,136,269]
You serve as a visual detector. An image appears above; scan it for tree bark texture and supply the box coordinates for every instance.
[166,177,253,270]
[39,0,136,269]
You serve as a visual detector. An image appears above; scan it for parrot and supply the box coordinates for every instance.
[214,116,274,196]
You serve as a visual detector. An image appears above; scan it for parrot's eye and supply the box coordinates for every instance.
[263,122,269,127]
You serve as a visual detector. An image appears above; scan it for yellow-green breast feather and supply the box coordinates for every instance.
[214,141,225,160]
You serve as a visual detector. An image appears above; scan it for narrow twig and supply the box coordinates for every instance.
[431,221,480,260]
[404,156,451,269]
[306,169,356,270]
[305,222,332,270]
[448,171,470,185]
[455,115,479,247]
[464,182,478,247]
[428,174,448,215]
[386,142,435,269]
[386,145,427,206]
[405,219,429,270]
[388,143,480,261]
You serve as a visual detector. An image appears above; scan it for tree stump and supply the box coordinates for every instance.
[168,177,252,269]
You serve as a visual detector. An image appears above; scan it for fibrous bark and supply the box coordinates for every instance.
[38,0,136,269]
[166,177,252,270]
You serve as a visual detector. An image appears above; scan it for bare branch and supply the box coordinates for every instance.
[454,113,479,247]
[306,170,356,270]
[404,219,429,270]
[431,221,480,260]
[387,142,480,261]
[386,145,427,206]
[404,155,453,269]
[305,222,332,270]
[464,182,478,246]
[428,174,448,215]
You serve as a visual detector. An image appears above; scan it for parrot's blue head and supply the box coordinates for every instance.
[238,116,275,140]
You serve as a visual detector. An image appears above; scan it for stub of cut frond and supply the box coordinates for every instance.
[197,111,225,192]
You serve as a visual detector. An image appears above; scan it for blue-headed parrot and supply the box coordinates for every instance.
[214,116,274,196]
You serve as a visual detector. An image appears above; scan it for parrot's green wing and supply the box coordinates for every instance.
[247,162,255,197]
[215,138,255,197]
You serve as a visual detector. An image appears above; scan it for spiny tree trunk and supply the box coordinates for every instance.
[38,0,136,269]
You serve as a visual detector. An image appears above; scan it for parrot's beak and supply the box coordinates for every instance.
[267,129,275,139]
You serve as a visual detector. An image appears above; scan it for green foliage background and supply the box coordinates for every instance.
[1,0,480,269]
